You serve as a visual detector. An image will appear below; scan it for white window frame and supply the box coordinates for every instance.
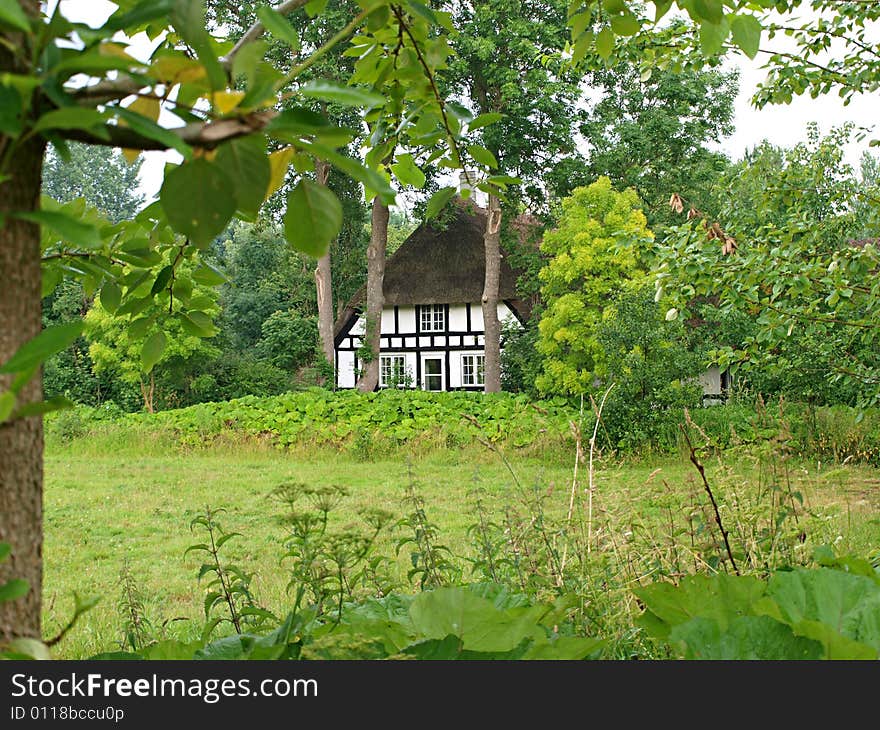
[380,355,408,387]
[461,354,485,387]
[420,304,445,332]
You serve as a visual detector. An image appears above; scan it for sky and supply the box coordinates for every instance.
[53,0,880,202]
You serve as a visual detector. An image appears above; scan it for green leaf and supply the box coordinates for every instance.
[299,140,394,202]
[100,282,122,314]
[699,19,729,56]
[467,145,498,169]
[141,331,167,373]
[409,588,545,653]
[284,179,343,257]
[0,322,84,375]
[634,574,767,636]
[670,616,823,660]
[0,0,31,32]
[6,638,50,660]
[0,579,29,603]
[425,187,456,220]
[596,27,614,59]
[761,568,880,658]
[256,5,301,50]
[693,0,724,24]
[115,107,190,157]
[214,136,271,220]
[304,0,328,18]
[0,391,14,423]
[170,0,225,90]
[468,112,503,132]
[150,265,174,297]
[11,395,74,420]
[180,311,216,337]
[33,107,109,139]
[610,13,640,37]
[160,159,236,247]
[300,80,384,108]
[0,543,10,562]
[106,0,175,31]
[265,107,335,138]
[653,0,674,22]
[191,262,228,286]
[730,15,761,60]
[14,209,102,249]
[391,153,426,189]
[127,316,154,340]
[0,83,22,136]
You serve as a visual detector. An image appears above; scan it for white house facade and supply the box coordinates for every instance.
[333,199,534,392]
[335,301,520,391]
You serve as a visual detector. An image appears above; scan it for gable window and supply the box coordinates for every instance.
[380,355,408,387]
[419,304,445,332]
[461,354,485,387]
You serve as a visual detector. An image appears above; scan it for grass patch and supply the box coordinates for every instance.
[43,434,880,659]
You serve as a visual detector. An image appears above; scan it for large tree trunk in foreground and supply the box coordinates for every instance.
[314,161,336,375]
[356,196,389,392]
[0,133,47,642]
[481,193,502,393]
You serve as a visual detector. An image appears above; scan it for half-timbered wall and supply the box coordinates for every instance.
[335,302,520,390]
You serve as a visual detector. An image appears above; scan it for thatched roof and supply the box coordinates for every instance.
[334,199,538,337]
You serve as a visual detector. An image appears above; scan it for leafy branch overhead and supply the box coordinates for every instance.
[0,0,498,260]
[0,0,505,414]
[565,1,880,113]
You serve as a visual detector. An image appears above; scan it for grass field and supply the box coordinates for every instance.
[42,427,880,659]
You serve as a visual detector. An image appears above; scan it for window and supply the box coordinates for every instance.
[380,355,408,387]
[461,354,485,386]
[419,304,445,332]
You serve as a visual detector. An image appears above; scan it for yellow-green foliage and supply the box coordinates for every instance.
[536,177,653,395]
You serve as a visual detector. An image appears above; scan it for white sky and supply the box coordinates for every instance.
[53,0,880,201]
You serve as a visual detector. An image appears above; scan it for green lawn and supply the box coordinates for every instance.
[43,437,880,658]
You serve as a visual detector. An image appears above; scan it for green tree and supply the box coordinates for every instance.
[656,126,880,406]
[595,285,704,448]
[580,63,737,227]
[41,142,144,223]
[445,0,587,392]
[85,267,220,413]
[535,177,653,395]
[254,309,318,371]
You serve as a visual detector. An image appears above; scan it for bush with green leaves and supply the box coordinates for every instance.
[636,553,880,659]
[594,286,704,449]
[255,310,319,372]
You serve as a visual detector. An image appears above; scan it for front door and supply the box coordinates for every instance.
[422,357,443,391]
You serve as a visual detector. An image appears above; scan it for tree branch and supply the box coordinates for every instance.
[57,111,276,151]
[221,0,312,67]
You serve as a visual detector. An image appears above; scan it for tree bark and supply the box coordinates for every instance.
[355,196,389,392]
[482,193,502,393]
[0,137,47,642]
[314,161,336,376]
[0,1,46,643]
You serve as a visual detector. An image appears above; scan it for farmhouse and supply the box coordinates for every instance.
[333,199,534,390]
[333,196,730,400]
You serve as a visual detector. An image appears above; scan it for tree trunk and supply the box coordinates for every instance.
[139,373,155,414]
[355,196,389,392]
[482,194,502,393]
[0,2,46,643]
[314,161,335,376]
[0,135,47,642]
